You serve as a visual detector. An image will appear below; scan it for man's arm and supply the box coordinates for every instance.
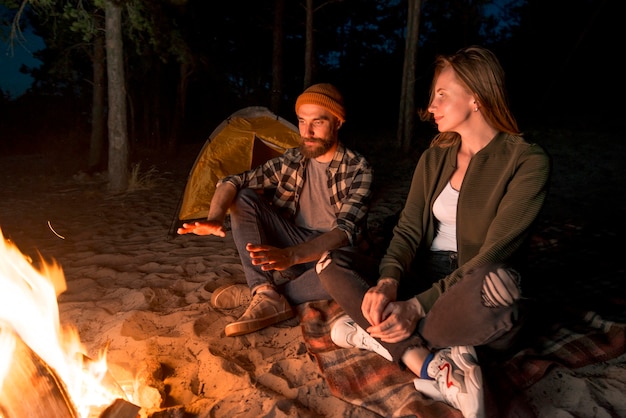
[247,228,349,271]
[289,228,349,264]
[206,182,237,223]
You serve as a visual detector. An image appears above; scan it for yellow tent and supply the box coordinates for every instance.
[178,107,301,221]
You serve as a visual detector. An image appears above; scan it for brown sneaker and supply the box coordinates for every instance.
[211,284,252,309]
[224,292,295,337]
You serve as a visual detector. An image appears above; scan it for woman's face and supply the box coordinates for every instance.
[428,67,476,133]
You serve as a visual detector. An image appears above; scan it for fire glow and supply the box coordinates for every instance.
[0,229,134,417]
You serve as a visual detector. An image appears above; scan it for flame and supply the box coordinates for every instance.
[0,228,128,417]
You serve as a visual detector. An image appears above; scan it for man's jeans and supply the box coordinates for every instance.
[229,188,333,304]
[316,249,522,362]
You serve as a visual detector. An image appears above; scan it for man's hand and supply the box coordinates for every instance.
[177,220,226,237]
[247,243,295,271]
[366,298,425,343]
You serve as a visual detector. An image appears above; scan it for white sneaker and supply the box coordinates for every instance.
[413,346,484,418]
[330,314,393,361]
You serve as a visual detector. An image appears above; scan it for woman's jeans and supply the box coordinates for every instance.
[316,249,522,363]
[229,188,334,304]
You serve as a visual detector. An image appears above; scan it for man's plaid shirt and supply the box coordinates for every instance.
[219,143,373,245]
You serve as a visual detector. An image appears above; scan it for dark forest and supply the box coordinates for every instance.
[0,0,620,170]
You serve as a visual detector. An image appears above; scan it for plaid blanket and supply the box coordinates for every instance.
[297,300,626,418]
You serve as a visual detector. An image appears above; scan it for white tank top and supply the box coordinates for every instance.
[430,181,459,252]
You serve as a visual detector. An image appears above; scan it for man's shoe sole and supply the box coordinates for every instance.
[224,309,295,337]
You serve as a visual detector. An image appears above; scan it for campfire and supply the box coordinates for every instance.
[0,229,141,418]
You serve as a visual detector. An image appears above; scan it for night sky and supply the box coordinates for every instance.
[0,7,44,99]
[0,34,43,98]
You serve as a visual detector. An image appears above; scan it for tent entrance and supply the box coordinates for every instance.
[169,107,300,236]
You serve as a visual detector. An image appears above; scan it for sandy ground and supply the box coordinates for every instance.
[0,128,624,417]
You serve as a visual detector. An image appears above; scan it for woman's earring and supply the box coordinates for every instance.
[474,107,479,112]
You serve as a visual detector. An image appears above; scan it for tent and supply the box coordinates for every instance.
[177,106,301,222]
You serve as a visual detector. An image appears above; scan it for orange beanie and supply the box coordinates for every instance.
[295,83,346,122]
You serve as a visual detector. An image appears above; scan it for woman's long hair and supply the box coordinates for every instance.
[421,46,521,148]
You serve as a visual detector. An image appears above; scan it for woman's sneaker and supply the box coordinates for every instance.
[330,314,392,361]
[413,346,484,418]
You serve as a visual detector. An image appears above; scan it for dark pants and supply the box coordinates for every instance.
[316,249,522,362]
[229,188,334,304]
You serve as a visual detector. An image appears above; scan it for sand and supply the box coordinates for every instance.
[0,147,376,417]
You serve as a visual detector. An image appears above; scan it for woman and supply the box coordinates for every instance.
[315,46,550,418]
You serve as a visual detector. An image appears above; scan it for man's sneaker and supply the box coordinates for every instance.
[211,284,252,309]
[224,292,295,337]
[330,314,393,361]
[413,346,484,418]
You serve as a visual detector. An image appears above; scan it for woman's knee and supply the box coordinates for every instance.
[479,264,521,308]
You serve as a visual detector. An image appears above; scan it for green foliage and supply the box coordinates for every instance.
[123,0,189,63]
[0,1,22,9]
[61,3,97,41]
[21,0,101,43]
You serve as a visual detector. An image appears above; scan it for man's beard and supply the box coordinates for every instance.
[299,137,335,158]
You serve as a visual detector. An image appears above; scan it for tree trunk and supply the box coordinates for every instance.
[303,0,314,88]
[167,60,191,156]
[105,0,129,193]
[88,26,106,173]
[270,0,285,113]
[397,0,422,152]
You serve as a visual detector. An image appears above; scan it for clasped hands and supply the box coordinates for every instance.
[362,279,424,343]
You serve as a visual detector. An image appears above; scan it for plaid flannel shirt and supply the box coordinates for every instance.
[219,143,373,245]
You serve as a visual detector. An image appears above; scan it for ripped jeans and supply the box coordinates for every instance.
[316,249,522,362]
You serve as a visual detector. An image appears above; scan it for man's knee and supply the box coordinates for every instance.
[315,249,354,275]
[232,187,258,204]
[317,248,359,273]
[230,188,264,215]
[316,251,333,275]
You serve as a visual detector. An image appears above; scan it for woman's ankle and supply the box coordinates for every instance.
[402,346,432,378]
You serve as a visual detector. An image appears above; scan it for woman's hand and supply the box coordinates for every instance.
[361,278,398,326]
[366,298,425,343]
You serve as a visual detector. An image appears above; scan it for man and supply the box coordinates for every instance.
[178,83,373,337]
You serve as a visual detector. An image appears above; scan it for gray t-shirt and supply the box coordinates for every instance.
[294,159,337,232]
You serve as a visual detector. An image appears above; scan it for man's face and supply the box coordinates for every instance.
[297,104,341,160]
